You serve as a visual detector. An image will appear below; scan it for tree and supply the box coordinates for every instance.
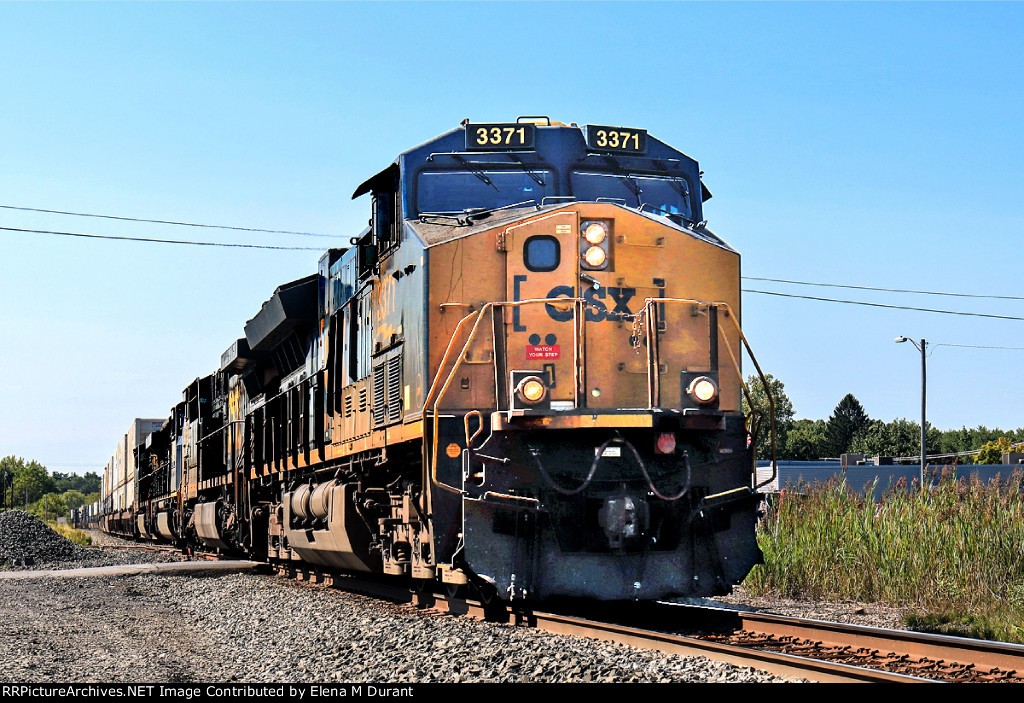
[52,471,101,495]
[977,437,1017,465]
[29,493,68,521]
[849,418,942,460]
[824,394,871,457]
[62,489,87,511]
[2,456,56,508]
[850,419,920,458]
[783,419,828,460]
[742,374,794,460]
[0,460,13,510]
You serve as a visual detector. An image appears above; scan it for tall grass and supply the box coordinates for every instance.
[746,470,1024,642]
[51,522,92,546]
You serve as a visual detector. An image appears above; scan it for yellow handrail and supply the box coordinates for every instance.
[424,295,777,494]
[427,298,586,494]
[635,297,777,489]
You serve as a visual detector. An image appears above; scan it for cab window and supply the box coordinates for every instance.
[570,172,693,218]
[416,170,555,215]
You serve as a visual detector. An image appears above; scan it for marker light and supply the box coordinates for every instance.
[516,376,548,404]
[655,432,676,455]
[582,222,608,245]
[583,246,607,267]
[687,376,718,404]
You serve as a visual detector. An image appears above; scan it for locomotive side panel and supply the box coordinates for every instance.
[427,231,507,413]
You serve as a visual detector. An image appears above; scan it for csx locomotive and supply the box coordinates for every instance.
[86,118,771,602]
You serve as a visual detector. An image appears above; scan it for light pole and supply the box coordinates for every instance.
[895,336,927,485]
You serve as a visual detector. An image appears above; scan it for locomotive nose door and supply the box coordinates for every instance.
[504,211,579,409]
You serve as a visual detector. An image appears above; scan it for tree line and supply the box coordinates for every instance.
[0,456,101,520]
[742,375,1023,463]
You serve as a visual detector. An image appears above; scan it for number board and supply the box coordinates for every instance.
[586,125,647,154]
[466,123,535,150]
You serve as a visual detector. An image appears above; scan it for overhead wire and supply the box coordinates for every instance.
[931,343,1024,351]
[742,289,1024,322]
[0,204,341,239]
[0,226,324,251]
[2,204,1023,319]
[745,276,1024,300]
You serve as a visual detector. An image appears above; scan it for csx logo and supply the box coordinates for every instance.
[544,285,636,322]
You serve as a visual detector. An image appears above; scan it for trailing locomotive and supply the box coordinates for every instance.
[85,118,772,602]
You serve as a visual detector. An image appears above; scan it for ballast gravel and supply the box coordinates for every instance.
[0,511,184,570]
[0,571,798,683]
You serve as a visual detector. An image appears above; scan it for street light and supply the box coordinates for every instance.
[895,336,927,485]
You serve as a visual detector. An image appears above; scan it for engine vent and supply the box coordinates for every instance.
[371,348,403,428]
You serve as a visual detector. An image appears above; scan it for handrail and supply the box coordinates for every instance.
[634,297,777,489]
[427,298,586,494]
[425,295,777,494]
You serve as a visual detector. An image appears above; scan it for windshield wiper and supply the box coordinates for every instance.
[601,156,642,197]
[505,153,546,186]
[451,155,499,191]
[652,159,690,200]
[419,200,540,227]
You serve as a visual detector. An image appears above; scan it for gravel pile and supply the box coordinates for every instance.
[0,571,799,683]
[0,510,85,567]
[0,510,184,570]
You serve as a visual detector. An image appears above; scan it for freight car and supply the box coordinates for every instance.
[91,118,773,603]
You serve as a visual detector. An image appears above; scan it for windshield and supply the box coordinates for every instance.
[570,172,693,218]
[416,170,555,215]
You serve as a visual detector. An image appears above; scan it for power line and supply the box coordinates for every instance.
[743,289,1024,322]
[0,204,342,239]
[892,440,1024,463]
[744,276,1024,302]
[932,343,1024,351]
[1,226,324,251]
[44,463,104,468]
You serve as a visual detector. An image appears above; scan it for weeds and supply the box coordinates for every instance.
[50,522,91,546]
[745,469,1024,643]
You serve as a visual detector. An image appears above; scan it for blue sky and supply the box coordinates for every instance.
[1,2,1022,474]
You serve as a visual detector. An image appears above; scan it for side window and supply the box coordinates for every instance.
[524,235,560,272]
[373,190,402,255]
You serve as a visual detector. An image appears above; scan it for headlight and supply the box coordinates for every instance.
[516,376,548,405]
[583,246,607,267]
[687,376,718,404]
[582,221,608,245]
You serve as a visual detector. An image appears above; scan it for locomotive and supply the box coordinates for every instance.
[85,118,771,603]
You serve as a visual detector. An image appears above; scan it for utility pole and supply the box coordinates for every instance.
[895,336,928,485]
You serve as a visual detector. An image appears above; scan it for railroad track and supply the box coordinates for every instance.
[273,563,1024,683]
[93,546,1024,683]
[687,604,1024,682]
[95,542,221,560]
[561,601,1024,683]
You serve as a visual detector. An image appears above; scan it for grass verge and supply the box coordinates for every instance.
[744,470,1024,643]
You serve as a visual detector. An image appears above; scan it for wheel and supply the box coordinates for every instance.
[469,580,508,622]
[445,582,467,600]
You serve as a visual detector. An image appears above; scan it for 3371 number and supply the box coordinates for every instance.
[466,123,535,150]
[477,126,526,146]
[587,125,647,153]
[596,130,639,150]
